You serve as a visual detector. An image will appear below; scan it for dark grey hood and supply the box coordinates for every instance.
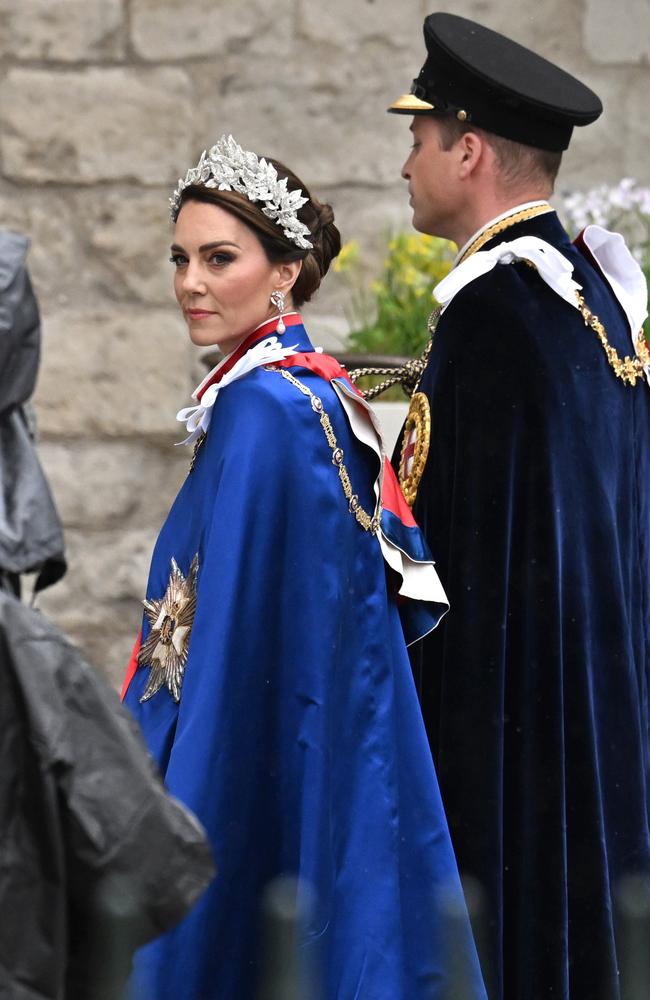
[0,230,65,590]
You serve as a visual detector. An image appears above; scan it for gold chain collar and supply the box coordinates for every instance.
[267,367,381,533]
[458,203,649,388]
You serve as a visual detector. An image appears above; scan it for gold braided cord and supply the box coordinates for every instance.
[456,203,554,264]
[267,367,381,534]
[347,360,423,400]
[349,308,440,400]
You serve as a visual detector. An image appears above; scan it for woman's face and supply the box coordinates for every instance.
[171,200,291,353]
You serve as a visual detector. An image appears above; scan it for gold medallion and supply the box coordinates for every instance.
[398,391,431,507]
[138,554,199,703]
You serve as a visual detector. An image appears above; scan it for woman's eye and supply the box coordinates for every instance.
[208,252,234,266]
[169,254,187,266]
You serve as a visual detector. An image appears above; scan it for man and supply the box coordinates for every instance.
[389,13,650,1000]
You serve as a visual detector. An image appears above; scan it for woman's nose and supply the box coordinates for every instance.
[181,260,207,294]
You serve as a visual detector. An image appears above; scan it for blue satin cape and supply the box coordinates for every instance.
[123,323,486,1000]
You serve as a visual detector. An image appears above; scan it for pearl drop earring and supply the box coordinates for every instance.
[270,290,286,334]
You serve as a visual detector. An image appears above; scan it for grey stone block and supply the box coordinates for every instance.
[38,527,157,688]
[130,0,290,60]
[0,0,124,60]
[34,308,195,437]
[80,188,177,307]
[39,439,188,531]
[298,0,423,50]
[585,0,650,63]
[0,68,193,184]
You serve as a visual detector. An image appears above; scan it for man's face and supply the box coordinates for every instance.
[401,116,460,241]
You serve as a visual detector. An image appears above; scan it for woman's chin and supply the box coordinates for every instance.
[187,324,222,348]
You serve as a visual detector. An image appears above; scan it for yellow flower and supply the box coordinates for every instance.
[333,239,360,273]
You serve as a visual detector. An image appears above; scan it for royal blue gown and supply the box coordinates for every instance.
[123,318,486,1000]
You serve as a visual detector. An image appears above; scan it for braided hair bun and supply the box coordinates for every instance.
[291,192,342,306]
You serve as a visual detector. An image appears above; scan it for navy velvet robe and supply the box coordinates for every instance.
[403,212,650,999]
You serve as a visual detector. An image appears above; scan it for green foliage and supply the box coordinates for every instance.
[334,233,456,357]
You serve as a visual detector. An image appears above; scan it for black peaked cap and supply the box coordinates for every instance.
[389,13,602,151]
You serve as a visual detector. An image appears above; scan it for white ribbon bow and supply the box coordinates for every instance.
[176,336,298,445]
[434,235,583,312]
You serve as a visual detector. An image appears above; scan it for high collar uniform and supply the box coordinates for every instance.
[123,320,486,1000]
[403,209,650,1000]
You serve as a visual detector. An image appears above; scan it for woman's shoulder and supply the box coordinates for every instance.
[217,363,340,425]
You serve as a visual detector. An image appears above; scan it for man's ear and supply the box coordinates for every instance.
[457,130,485,179]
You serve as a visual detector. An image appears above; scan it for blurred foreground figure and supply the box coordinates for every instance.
[0,229,65,596]
[0,594,215,1000]
[0,231,214,1000]
[389,13,650,1000]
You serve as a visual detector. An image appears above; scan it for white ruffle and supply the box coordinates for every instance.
[581,225,649,384]
[434,235,583,312]
[176,336,298,444]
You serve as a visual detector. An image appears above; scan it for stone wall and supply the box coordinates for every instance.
[1,0,648,687]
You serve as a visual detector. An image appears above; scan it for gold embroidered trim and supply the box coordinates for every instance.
[457,203,554,264]
[267,367,381,534]
[398,392,431,507]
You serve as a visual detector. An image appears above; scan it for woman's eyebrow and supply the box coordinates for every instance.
[169,240,241,253]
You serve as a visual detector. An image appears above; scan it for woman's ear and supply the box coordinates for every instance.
[273,260,302,296]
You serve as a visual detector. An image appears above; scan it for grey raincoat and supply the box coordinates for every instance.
[0,230,65,593]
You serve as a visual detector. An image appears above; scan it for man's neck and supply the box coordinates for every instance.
[450,185,553,250]
[453,199,554,264]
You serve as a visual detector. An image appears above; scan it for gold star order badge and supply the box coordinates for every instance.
[137,554,199,704]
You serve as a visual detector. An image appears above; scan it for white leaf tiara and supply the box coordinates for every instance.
[169,134,313,250]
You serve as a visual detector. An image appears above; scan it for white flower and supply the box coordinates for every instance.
[561,179,650,268]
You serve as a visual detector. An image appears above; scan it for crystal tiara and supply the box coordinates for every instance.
[169,134,313,250]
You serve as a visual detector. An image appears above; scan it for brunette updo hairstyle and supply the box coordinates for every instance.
[176,158,341,308]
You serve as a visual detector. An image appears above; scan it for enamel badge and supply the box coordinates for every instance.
[398,392,431,507]
[138,554,199,703]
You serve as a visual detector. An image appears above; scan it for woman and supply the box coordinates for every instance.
[122,135,486,1000]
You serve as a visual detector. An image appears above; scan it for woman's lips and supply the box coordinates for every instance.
[186,309,216,320]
